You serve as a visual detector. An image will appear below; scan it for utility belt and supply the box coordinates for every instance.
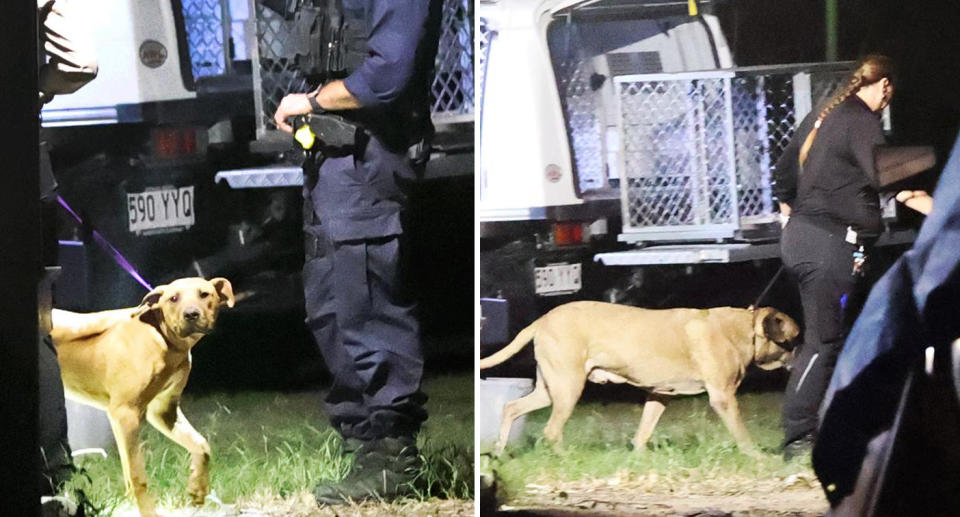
[294,112,362,157]
[792,214,872,277]
[792,214,866,245]
[293,113,432,170]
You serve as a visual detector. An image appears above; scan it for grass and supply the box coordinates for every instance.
[64,374,473,515]
[483,390,817,503]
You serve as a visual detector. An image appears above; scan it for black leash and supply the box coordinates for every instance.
[750,264,785,310]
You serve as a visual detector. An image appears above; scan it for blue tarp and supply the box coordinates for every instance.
[814,132,960,504]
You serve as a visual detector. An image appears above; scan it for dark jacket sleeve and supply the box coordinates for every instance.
[772,112,815,205]
[342,0,430,107]
[847,110,886,189]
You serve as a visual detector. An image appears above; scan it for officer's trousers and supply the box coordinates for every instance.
[38,156,74,495]
[781,215,858,445]
[302,142,427,442]
[303,227,427,440]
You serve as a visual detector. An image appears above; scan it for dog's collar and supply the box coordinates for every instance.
[750,306,766,362]
[751,326,765,363]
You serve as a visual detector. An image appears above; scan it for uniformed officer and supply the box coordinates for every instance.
[272,0,440,504]
[37,0,98,513]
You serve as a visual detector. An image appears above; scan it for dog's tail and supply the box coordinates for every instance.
[478,322,537,370]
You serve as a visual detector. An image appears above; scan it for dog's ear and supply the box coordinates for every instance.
[139,286,164,310]
[211,277,235,308]
[134,286,165,321]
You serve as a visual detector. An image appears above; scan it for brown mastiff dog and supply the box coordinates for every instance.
[479,301,798,456]
[51,277,234,517]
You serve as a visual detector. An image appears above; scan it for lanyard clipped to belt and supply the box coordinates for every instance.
[844,226,868,277]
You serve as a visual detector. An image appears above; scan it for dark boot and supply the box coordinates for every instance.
[783,432,816,462]
[314,436,421,504]
[40,495,84,517]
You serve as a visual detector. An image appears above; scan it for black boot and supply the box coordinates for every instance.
[40,495,84,517]
[314,436,421,505]
[783,432,816,462]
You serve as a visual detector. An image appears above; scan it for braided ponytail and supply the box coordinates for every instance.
[797,54,895,167]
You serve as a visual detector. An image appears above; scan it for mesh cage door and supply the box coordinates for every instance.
[615,71,739,243]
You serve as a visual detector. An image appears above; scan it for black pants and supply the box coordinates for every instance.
[39,158,73,495]
[39,335,72,496]
[781,216,858,445]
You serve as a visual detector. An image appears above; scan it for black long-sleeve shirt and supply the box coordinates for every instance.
[772,95,886,237]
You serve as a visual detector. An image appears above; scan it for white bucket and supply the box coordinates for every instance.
[65,399,114,452]
[477,377,535,453]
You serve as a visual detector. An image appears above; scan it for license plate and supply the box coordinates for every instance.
[534,263,582,296]
[127,186,195,234]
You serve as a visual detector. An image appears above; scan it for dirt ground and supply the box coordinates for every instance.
[492,474,829,517]
[111,497,474,516]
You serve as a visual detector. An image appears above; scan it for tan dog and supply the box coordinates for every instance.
[479,302,798,455]
[51,277,234,517]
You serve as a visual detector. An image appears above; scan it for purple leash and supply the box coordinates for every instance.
[57,195,154,291]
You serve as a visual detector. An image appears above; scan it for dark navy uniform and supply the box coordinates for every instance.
[302,0,438,442]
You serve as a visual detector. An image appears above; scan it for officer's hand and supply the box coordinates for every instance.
[273,93,314,133]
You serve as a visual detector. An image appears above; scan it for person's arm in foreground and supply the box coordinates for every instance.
[38,0,98,105]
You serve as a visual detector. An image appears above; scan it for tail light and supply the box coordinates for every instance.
[553,222,585,246]
[152,127,200,158]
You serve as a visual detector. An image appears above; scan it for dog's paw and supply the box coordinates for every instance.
[188,490,207,507]
[628,438,656,453]
[738,445,764,459]
[187,481,208,507]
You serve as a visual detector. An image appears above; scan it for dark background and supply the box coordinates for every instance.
[716,0,960,173]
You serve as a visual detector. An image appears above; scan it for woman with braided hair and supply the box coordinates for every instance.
[772,54,897,460]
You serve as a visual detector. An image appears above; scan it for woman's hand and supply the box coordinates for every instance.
[778,202,792,228]
[896,190,933,215]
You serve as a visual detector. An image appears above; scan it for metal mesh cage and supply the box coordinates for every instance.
[811,70,850,111]
[476,18,493,123]
[617,75,738,237]
[731,74,794,221]
[253,3,311,135]
[432,0,474,122]
[253,0,474,137]
[557,58,606,192]
[182,0,229,78]
[606,65,856,242]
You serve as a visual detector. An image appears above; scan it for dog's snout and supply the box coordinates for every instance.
[184,308,201,321]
